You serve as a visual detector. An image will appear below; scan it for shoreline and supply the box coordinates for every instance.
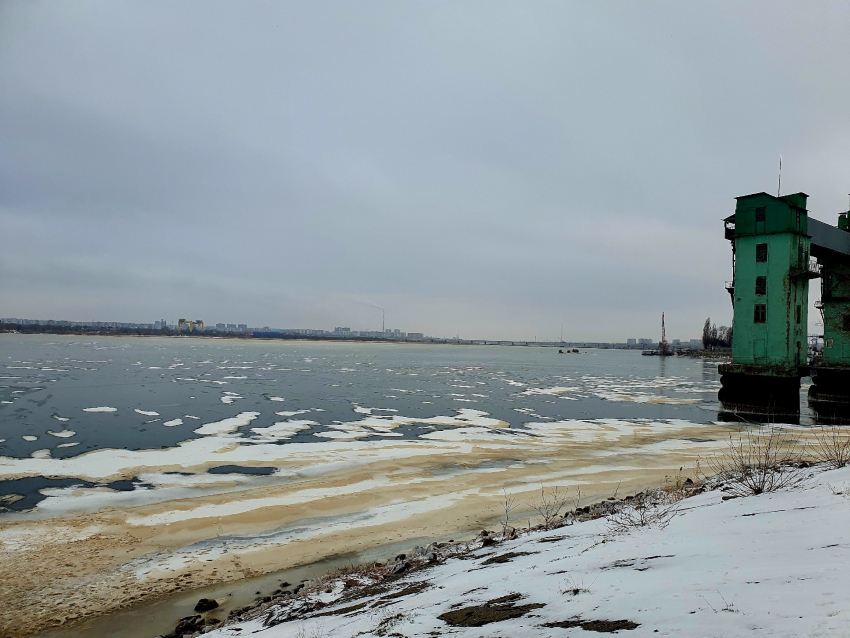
[0,330,700,351]
[3,435,726,638]
[36,484,670,638]
[190,460,845,638]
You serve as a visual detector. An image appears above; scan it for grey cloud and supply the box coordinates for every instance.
[2,1,850,340]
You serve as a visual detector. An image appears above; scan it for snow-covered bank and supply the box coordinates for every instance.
[198,465,850,638]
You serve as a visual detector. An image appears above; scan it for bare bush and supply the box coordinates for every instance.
[605,489,680,534]
[558,573,599,596]
[295,622,327,638]
[660,467,702,502]
[811,424,850,469]
[528,485,572,529]
[707,426,809,496]
[500,488,519,538]
[827,482,850,497]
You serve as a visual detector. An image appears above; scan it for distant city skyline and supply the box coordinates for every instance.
[1,315,703,346]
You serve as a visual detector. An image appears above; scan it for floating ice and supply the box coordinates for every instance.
[57,442,79,449]
[83,407,118,413]
[520,386,580,396]
[249,420,315,442]
[163,419,183,427]
[275,410,312,417]
[220,392,243,405]
[22,436,38,442]
[267,396,285,402]
[47,430,76,438]
[134,409,160,416]
[193,412,261,436]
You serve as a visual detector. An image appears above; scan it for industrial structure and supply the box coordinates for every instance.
[177,318,205,333]
[719,191,850,418]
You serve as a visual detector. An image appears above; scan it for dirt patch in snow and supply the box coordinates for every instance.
[380,581,431,600]
[481,551,535,565]
[543,618,640,632]
[312,601,370,617]
[537,535,568,543]
[438,592,545,627]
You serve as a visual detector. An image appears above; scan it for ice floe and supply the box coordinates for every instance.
[83,406,118,413]
[221,392,243,405]
[47,430,76,438]
[249,420,316,442]
[193,412,261,436]
[134,409,160,416]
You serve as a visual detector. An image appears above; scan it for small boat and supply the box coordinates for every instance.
[641,313,675,357]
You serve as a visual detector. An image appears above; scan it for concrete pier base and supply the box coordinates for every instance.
[808,366,850,421]
[718,364,802,418]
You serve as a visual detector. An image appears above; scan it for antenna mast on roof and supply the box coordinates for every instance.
[778,155,782,197]
[382,309,385,333]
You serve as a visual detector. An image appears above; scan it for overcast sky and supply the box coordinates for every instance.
[2,1,850,341]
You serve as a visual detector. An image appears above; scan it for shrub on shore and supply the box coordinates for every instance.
[707,425,809,496]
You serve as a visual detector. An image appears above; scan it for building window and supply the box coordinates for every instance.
[796,305,801,323]
[756,243,768,262]
[843,314,850,331]
[754,304,767,324]
[755,276,766,296]
[755,206,766,223]
[796,211,801,229]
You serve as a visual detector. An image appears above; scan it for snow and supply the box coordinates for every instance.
[206,465,850,638]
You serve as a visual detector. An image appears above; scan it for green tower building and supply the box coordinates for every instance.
[808,207,850,414]
[819,209,850,365]
[719,192,817,415]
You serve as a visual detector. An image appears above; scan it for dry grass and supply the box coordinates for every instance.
[500,488,519,538]
[605,489,680,534]
[810,424,850,469]
[707,426,810,496]
[527,485,572,530]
